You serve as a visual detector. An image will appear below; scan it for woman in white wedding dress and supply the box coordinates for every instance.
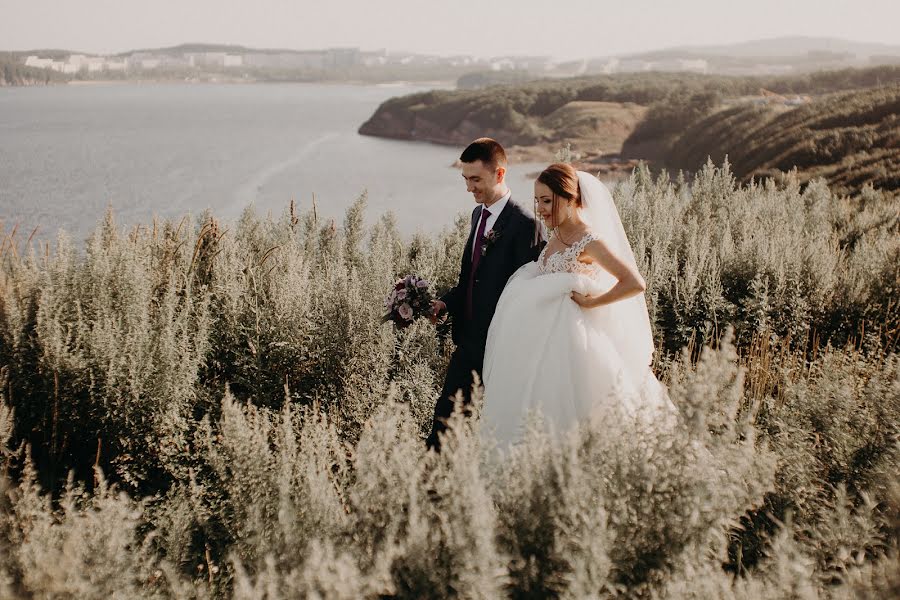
[481,163,673,448]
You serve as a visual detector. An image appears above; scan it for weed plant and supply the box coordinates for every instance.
[0,165,897,598]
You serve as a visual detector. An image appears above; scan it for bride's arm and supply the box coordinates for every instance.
[570,239,646,308]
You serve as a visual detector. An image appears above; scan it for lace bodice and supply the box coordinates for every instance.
[538,232,602,276]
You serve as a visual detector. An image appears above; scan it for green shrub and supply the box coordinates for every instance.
[0,165,897,598]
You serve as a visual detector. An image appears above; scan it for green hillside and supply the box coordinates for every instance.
[361,66,900,143]
[667,84,900,195]
[360,65,900,194]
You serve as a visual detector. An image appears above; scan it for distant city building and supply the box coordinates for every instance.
[20,43,882,81]
[445,55,476,67]
[677,59,708,73]
[67,54,88,68]
[86,57,105,73]
[329,48,359,69]
[127,52,189,70]
[24,56,54,69]
[242,49,361,70]
[588,57,619,74]
[26,53,132,74]
[245,51,328,69]
[129,53,163,70]
[502,56,552,70]
[184,52,243,68]
[186,52,223,67]
[361,50,388,67]
[617,59,653,72]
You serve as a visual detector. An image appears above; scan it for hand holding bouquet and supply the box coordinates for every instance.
[383,274,434,329]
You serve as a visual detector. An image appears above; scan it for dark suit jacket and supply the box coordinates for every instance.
[441,198,543,370]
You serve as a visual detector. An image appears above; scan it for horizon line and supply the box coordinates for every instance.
[5,34,900,62]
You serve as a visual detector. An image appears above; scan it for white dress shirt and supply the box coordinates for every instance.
[471,191,511,258]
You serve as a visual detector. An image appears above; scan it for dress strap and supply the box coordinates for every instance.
[571,232,596,255]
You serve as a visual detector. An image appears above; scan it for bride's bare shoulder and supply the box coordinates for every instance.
[581,235,614,262]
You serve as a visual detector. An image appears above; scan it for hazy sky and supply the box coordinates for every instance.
[2,0,898,58]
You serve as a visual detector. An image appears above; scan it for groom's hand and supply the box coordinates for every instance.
[430,300,447,324]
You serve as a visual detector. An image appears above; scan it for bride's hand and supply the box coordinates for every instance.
[570,291,596,308]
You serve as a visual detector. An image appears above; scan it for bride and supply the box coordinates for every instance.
[480,163,673,448]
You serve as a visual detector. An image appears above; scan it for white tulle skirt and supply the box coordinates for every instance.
[481,262,673,449]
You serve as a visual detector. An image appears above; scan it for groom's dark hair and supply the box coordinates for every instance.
[460,137,507,171]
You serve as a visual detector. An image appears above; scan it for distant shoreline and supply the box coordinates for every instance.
[2,78,457,89]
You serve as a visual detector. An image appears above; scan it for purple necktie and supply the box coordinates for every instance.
[465,208,490,320]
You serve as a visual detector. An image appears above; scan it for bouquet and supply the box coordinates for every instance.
[383,274,433,329]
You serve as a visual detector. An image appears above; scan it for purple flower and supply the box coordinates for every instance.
[481,228,502,256]
[383,273,434,328]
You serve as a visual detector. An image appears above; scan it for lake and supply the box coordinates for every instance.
[0,82,545,246]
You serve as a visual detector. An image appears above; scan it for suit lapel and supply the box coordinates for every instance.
[489,198,515,237]
[473,199,515,275]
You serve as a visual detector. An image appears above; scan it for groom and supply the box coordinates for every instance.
[426,138,543,451]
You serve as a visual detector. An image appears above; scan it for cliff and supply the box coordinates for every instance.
[360,67,900,194]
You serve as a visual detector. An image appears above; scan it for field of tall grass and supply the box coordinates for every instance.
[1,163,898,598]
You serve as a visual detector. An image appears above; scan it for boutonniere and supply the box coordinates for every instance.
[481,229,502,256]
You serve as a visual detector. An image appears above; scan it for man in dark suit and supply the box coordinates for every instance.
[426,138,543,451]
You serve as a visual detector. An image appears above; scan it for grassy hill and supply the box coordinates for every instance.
[666,84,900,195]
[636,36,900,60]
[361,66,900,145]
[539,100,647,155]
[360,65,900,194]
[360,72,739,146]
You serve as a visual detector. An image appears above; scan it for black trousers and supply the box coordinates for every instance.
[425,345,482,452]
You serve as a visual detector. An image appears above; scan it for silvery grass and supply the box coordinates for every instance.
[0,163,894,491]
[1,338,897,598]
[0,164,897,597]
[619,160,898,353]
